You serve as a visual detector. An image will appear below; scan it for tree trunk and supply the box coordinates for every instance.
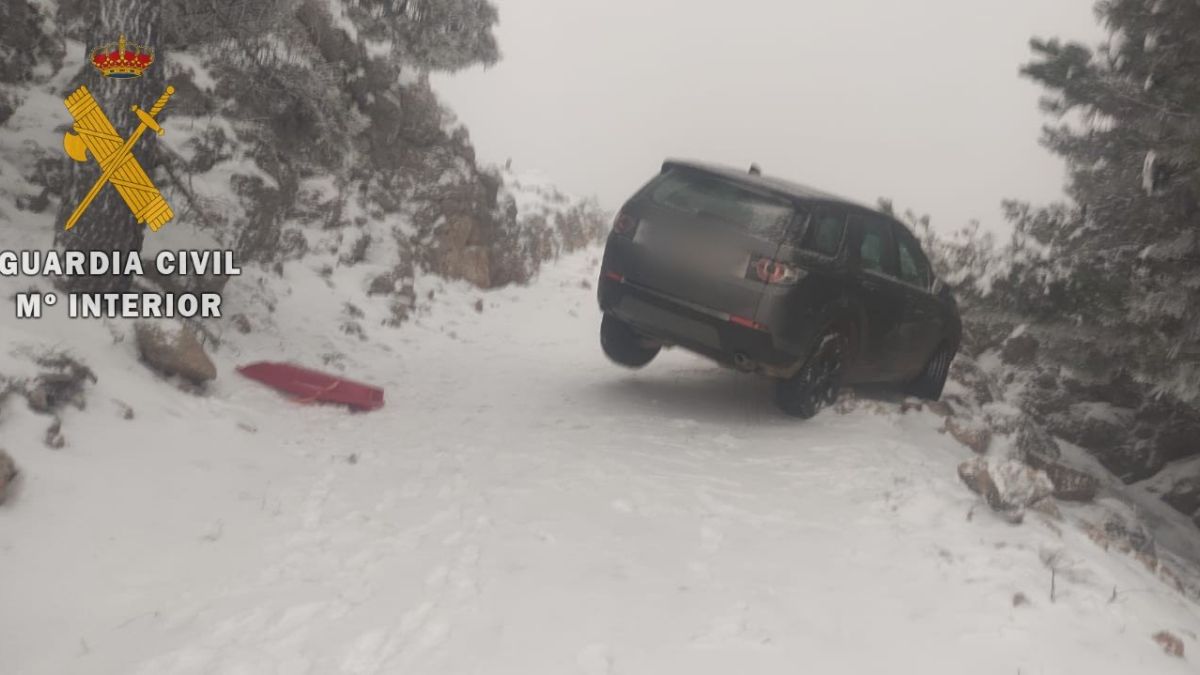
[55,0,164,293]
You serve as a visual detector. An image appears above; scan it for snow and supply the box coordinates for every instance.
[168,52,217,93]
[1144,150,1158,195]
[2,250,1200,674]
[323,0,360,43]
[2,43,1199,672]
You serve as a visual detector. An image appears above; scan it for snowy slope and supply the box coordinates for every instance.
[2,249,1199,675]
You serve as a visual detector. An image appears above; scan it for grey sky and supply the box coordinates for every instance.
[433,0,1103,235]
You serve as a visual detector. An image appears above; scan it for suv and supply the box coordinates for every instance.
[597,160,961,418]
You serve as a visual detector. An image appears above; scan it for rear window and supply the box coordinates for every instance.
[649,171,795,240]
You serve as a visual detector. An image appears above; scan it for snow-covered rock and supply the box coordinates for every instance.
[133,321,217,385]
[1024,452,1101,503]
[959,456,1055,522]
[945,417,992,454]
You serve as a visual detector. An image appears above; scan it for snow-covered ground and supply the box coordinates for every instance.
[2,249,1200,674]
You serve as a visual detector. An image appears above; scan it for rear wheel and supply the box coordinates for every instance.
[601,314,661,369]
[908,343,955,400]
[775,330,848,419]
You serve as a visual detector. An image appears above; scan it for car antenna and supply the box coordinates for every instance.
[748,163,762,176]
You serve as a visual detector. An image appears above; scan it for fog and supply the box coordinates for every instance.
[434,0,1103,235]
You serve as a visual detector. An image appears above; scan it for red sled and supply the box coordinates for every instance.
[238,362,385,412]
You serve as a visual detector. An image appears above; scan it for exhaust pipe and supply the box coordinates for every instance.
[733,353,755,372]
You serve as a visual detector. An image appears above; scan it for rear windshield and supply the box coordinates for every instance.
[648,170,795,240]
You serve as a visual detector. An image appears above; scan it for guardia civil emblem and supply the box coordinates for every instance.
[61,35,174,232]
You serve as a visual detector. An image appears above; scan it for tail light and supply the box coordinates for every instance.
[729,314,766,331]
[612,211,640,237]
[747,256,806,285]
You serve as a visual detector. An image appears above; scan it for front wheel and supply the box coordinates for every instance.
[775,331,848,419]
[601,314,661,369]
[907,343,955,400]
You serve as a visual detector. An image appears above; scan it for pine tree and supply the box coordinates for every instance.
[344,0,501,72]
[1021,0,1200,400]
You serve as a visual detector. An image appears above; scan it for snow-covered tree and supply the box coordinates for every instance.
[1020,0,1200,400]
[54,0,167,293]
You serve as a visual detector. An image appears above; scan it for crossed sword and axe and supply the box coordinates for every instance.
[61,84,176,232]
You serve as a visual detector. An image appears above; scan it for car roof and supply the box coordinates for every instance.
[661,159,875,212]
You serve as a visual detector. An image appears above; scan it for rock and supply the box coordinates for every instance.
[983,408,1022,436]
[1153,631,1185,658]
[948,357,995,405]
[1033,369,1059,390]
[1044,405,1161,482]
[1001,333,1039,366]
[474,298,485,313]
[833,389,859,415]
[959,457,1054,521]
[1087,500,1156,557]
[1092,371,1144,410]
[955,456,1012,521]
[1012,592,1030,608]
[1015,421,1062,460]
[134,321,217,385]
[1024,453,1100,503]
[43,416,65,449]
[1137,398,1200,466]
[434,245,491,288]
[945,418,992,454]
[1023,370,1073,418]
[1161,477,1200,517]
[427,212,494,288]
[0,449,17,504]
[926,400,954,418]
[1045,405,1130,453]
[1029,496,1063,520]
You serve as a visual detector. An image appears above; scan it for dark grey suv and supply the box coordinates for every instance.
[597,160,961,418]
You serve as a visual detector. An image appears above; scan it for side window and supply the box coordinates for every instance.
[896,230,932,290]
[851,215,897,277]
[799,211,846,257]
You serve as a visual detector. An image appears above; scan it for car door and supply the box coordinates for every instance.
[768,207,851,356]
[893,225,945,378]
[846,213,908,382]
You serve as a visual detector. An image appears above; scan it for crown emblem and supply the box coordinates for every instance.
[90,35,154,79]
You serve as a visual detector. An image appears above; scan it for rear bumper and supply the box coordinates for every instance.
[598,274,800,376]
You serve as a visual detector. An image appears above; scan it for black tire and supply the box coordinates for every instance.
[775,330,848,419]
[908,343,955,401]
[601,314,661,369]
